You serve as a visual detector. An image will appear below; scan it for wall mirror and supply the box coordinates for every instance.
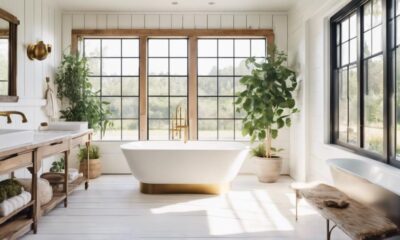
[0,8,19,102]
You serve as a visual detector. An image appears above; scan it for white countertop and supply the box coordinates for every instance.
[0,129,92,154]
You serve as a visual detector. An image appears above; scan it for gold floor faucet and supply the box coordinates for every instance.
[0,111,28,124]
[171,104,188,143]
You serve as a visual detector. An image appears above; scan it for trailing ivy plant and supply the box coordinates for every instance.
[235,47,298,158]
[55,53,112,135]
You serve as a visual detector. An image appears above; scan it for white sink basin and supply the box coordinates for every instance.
[47,122,88,131]
[0,129,34,150]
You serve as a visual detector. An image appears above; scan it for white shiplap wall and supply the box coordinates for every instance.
[61,12,290,175]
[0,0,62,177]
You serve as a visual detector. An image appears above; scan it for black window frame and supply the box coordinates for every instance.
[330,0,400,168]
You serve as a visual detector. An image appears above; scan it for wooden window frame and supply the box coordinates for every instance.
[71,29,274,141]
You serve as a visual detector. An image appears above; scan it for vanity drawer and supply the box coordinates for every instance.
[71,135,89,147]
[0,152,33,174]
[40,140,69,157]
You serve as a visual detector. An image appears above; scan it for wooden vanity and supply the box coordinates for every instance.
[0,129,92,239]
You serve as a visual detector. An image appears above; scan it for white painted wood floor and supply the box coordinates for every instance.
[23,175,349,240]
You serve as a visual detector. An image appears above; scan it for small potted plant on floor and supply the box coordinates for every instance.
[78,145,102,179]
[235,47,298,183]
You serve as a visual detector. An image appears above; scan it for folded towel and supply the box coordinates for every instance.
[68,168,79,182]
[0,191,31,217]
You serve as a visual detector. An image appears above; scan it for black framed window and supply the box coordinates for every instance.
[147,38,188,140]
[83,38,140,141]
[197,38,266,140]
[0,38,8,95]
[330,0,400,165]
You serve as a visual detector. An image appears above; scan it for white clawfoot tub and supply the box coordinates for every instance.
[121,141,250,194]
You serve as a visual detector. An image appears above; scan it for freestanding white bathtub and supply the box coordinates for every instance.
[120,141,250,194]
[328,158,400,226]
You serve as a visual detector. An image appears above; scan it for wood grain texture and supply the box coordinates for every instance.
[188,36,197,140]
[139,36,148,140]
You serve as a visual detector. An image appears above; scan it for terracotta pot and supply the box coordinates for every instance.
[79,158,102,179]
[253,156,282,183]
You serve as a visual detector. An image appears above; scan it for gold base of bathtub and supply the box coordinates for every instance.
[140,182,230,195]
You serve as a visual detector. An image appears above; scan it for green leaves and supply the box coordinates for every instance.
[234,46,298,156]
[55,53,113,135]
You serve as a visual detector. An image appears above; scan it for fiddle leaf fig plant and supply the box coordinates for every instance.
[55,53,112,135]
[235,47,298,158]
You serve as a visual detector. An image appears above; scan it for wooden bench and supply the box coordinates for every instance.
[292,183,399,240]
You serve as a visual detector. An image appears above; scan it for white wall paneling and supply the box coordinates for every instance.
[0,0,63,177]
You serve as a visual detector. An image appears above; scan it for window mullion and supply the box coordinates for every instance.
[188,36,198,140]
[139,36,148,140]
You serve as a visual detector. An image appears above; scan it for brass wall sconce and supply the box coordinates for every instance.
[27,41,52,61]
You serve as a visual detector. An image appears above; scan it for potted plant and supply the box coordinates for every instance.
[55,53,112,135]
[78,145,101,179]
[235,48,298,183]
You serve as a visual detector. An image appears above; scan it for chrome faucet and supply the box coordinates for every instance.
[0,111,28,124]
[171,105,189,143]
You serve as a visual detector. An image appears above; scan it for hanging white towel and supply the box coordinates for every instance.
[44,78,59,121]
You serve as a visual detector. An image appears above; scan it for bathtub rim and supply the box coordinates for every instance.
[327,158,400,196]
[120,141,251,151]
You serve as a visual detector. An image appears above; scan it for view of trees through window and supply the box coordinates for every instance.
[83,38,140,141]
[82,36,267,141]
[197,38,266,140]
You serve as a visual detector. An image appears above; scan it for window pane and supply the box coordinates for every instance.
[219,77,234,96]
[349,14,357,39]
[84,39,100,57]
[122,39,139,57]
[149,120,169,140]
[170,97,187,118]
[235,58,251,75]
[235,120,249,140]
[198,58,217,75]
[102,39,121,57]
[148,39,168,57]
[364,2,372,30]
[198,97,217,118]
[219,97,234,118]
[122,58,139,76]
[89,77,100,94]
[102,77,121,95]
[148,97,169,118]
[148,77,168,95]
[122,77,139,96]
[364,30,372,57]
[348,66,358,144]
[103,97,122,118]
[148,58,168,75]
[338,68,348,142]
[342,18,349,42]
[198,39,217,57]
[364,55,384,154]
[372,0,382,27]
[170,39,187,57]
[235,77,246,95]
[198,77,217,96]
[102,120,121,140]
[219,120,234,140]
[397,18,400,46]
[122,120,138,140]
[372,25,382,54]
[170,58,187,75]
[218,58,234,75]
[170,77,187,96]
[122,97,139,118]
[396,49,400,157]
[251,39,266,57]
[218,39,233,57]
[341,42,349,66]
[87,58,100,75]
[235,39,250,57]
[349,39,357,63]
[198,120,217,140]
[102,58,121,76]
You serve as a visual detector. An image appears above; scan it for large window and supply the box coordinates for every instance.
[197,38,266,140]
[83,38,140,140]
[77,29,272,142]
[147,38,188,140]
[331,0,400,166]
